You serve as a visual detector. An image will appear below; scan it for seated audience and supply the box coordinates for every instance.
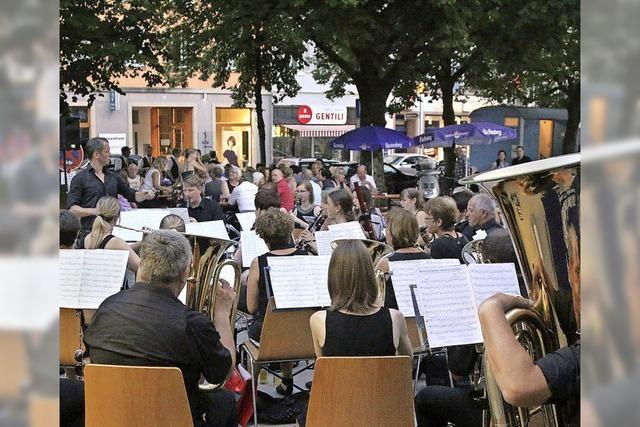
[228,171,258,212]
[271,167,294,212]
[84,230,237,427]
[205,166,230,203]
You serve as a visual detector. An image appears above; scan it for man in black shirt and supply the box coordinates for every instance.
[84,230,237,427]
[66,137,154,240]
[479,293,579,426]
[511,145,532,165]
[466,193,502,237]
[181,174,225,223]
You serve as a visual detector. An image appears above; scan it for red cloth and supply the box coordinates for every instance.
[277,179,295,212]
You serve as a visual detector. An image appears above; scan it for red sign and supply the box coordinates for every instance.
[296,105,312,124]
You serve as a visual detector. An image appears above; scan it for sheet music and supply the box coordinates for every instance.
[328,221,366,242]
[266,255,332,308]
[310,256,332,306]
[168,207,190,224]
[425,258,461,265]
[314,231,333,256]
[468,263,521,307]
[241,231,270,268]
[60,250,128,309]
[267,257,318,308]
[416,264,483,348]
[113,209,171,241]
[388,260,425,317]
[185,220,230,240]
[235,212,256,231]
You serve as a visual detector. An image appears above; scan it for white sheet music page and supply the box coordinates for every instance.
[113,209,171,241]
[328,221,366,242]
[236,212,256,231]
[314,230,333,256]
[425,258,461,265]
[468,263,521,307]
[416,264,483,348]
[60,250,128,309]
[185,220,230,240]
[389,260,426,317]
[267,256,318,309]
[60,250,84,308]
[241,231,270,268]
[310,256,332,306]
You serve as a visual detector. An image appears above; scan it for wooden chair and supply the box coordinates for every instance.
[84,364,193,427]
[240,297,316,427]
[59,308,84,369]
[306,356,414,427]
[0,332,28,399]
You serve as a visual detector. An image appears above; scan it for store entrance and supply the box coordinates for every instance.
[150,107,193,157]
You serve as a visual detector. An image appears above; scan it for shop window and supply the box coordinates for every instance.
[504,117,519,127]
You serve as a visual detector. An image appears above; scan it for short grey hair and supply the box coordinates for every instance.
[86,137,108,160]
[471,193,496,215]
[302,169,313,179]
[140,230,192,286]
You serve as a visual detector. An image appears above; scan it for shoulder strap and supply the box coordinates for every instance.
[98,234,116,249]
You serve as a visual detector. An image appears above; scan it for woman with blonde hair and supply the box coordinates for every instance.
[78,196,140,274]
[379,208,431,309]
[141,156,172,207]
[310,240,412,357]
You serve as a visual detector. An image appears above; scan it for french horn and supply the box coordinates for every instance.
[460,153,580,427]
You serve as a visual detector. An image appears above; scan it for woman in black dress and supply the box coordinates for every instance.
[309,240,412,357]
[246,207,308,395]
[424,196,469,262]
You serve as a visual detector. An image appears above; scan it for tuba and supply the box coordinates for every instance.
[460,153,580,427]
[185,236,242,391]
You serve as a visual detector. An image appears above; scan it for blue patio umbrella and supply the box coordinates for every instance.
[412,128,451,149]
[428,121,518,146]
[331,125,414,151]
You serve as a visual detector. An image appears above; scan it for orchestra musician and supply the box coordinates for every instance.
[84,230,238,427]
[352,185,384,241]
[378,209,431,309]
[76,196,141,276]
[310,239,412,357]
[60,209,80,249]
[424,196,469,262]
[246,208,308,395]
[292,181,322,229]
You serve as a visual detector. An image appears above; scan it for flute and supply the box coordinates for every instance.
[114,224,145,233]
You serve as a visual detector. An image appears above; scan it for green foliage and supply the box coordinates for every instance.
[59,0,168,112]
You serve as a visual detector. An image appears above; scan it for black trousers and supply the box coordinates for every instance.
[199,389,238,427]
[414,385,483,427]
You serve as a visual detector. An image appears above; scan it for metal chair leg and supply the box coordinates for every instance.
[413,354,422,392]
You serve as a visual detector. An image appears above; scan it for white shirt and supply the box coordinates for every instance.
[309,180,322,205]
[350,174,377,191]
[228,181,258,212]
[141,167,159,191]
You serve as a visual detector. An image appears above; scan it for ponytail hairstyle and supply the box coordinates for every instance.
[86,196,121,249]
[328,189,356,222]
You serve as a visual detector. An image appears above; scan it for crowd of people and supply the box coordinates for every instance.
[60,137,579,427]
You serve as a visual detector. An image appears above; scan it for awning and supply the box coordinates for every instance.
[281,124,355,138]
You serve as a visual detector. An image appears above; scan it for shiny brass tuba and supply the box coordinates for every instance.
[461,153,580,427]
[186,237,242,324]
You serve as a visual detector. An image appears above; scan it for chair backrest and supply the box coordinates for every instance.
[0,332,28,398]
[256,298,316,361]
[60,308,83,366]
[84,364,194,427]
[306,356,414,427]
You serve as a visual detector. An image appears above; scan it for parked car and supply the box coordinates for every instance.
[383,153,437,176]
[276,157,339,170]
[331,162,418,194]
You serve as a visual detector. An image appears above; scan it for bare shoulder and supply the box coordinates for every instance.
[389,308,407,327]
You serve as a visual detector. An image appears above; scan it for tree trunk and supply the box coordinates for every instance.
[357,82,390,192]
[254,39,267,164]
[562,81,580,154]
[440,77,457,194]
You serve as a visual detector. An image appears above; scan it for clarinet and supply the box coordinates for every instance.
[297,212,327,250]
